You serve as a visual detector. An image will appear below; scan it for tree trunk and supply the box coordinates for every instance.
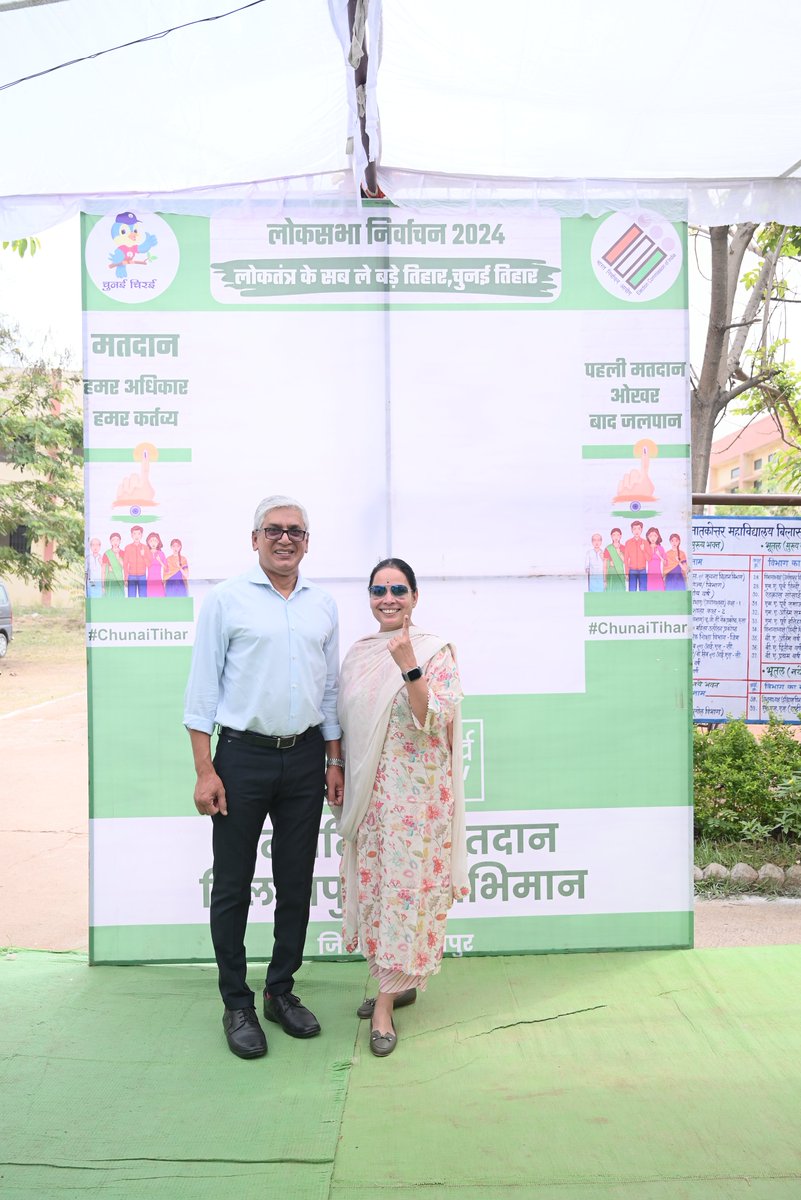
[692,226,731,501]
[691,224,764,502]
[691,388,721,504]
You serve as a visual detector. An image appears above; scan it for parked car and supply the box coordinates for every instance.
[0,581,12,657]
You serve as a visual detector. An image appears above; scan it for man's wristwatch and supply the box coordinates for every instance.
[401,665,423,683]
[326,757,345,769]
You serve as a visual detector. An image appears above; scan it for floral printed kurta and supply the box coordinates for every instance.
[344,646,464,977]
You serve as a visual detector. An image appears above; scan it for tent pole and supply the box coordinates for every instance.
[348,0,379,197]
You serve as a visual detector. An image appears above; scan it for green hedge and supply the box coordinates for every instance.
[694,715,801,841]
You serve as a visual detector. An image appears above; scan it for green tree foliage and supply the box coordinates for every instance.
[694,715,801,841]
[0,324,84,589]
[691,223,801,498]
[1,237,41,258]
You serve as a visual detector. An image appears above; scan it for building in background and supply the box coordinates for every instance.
[707,414,786,497]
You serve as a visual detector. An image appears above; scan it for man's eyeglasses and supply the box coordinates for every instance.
[260,525,308,542]
[368,584,410,597]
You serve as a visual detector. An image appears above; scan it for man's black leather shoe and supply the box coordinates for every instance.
[223,1006,268,1058]
[264,991,321,1038]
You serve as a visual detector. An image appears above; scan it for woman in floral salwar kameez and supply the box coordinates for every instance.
[333,559,468,1058]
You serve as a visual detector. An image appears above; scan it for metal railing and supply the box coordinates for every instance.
[693,493,801,507]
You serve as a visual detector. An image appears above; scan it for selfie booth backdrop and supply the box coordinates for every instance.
[80,194,693,962]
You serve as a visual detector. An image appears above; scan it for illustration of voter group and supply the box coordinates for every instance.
[84,438,189,600]
[585,523,689,594]
[583,438,689,594]
[84,436,190,599]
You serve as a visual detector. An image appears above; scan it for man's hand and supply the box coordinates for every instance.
[194,766,228,817]
[326,763,344,808]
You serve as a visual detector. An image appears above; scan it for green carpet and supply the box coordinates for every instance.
[0,951,365,1199]
[333,947,801,1199]
[4,947,801,1199]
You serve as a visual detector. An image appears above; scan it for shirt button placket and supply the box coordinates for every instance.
[288,612,296,719]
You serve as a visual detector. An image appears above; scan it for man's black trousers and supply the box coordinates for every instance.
[210,728,325,1009]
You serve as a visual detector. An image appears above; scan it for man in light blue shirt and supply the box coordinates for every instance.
[184,495,344,1059]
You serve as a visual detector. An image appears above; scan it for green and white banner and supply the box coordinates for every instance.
[82,197,693,963]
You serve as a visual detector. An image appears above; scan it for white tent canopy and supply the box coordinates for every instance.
[2,0,801,234]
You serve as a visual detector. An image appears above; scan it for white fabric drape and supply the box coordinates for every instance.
[3,0,801,232]
[9,175,801,241]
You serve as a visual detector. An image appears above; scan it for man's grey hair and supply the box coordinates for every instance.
[252,495,310,533]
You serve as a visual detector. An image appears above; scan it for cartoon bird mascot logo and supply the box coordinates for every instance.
[109,211,158,279]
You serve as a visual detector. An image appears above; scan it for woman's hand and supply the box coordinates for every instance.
[388,615,417,673]
[390,616,429,724]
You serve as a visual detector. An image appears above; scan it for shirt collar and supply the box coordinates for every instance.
[246,563,310,597]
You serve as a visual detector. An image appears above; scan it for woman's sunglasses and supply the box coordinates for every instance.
[368,584,410,597]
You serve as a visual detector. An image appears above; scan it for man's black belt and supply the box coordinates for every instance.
[219,725,318,751]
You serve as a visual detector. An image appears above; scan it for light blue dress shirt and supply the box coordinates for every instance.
[183,565,341,740]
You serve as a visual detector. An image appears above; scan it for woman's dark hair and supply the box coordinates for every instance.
[369,557,418,592]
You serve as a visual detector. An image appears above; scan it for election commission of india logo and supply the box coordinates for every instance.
[591,209,683,302]
[84,209,180,304]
